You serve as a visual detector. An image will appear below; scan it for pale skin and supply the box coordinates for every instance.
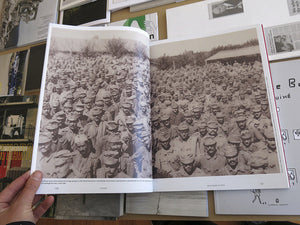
[0,171,54,225]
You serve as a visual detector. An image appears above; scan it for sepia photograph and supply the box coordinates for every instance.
[150,27,284,183]
[33,25,152,182]
[208,0,244,19]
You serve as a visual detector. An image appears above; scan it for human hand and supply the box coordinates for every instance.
[0,171,54,225]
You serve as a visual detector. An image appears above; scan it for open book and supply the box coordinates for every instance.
[31,24,289,194]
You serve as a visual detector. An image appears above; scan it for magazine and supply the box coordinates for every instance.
[31,24,288,194]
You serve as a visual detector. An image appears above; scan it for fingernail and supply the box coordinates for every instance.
[32,171,43,181]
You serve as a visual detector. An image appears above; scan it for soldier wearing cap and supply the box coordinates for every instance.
[96,151,130,178]
[83,96,94,117]
[159,114,178,139]
[103,134,133,177]
[171,122,200,161]
[102,91,116,121]
[198,121,208,138]
[84,107,106,150]
[42,102,52,120]
[192,106,202,122]
[151,114,160,154]
[199,137,226,176]
[172,152,204,177]
[260,99,271,119]
[53,111,67,129]
[229,115,263,142]
[249,151,268,174]
[74,101,89,128]
[72,134,97,178]
[58,113,80,151]
[223,145,248,175]
[216,112,229,136]
[206,120,226,140]
[50,99,61,116]
[263,129,280,173]
[63,101,73,114]
[154,131,179,178]
[183,110,199,135]
[227,133,241,150]
[111,85,121,104]
[36,133,56,178]
[169,103,184,126]
[45,120,59,152]
[51,150,75,178]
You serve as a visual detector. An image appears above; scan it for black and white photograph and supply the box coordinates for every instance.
[264,21,300,60]
[287,0,300,16]
[0,0,59,50]
[208,0,244,19]
[150,27,284,181]
[60,0,110,26]
[34,25,152,182]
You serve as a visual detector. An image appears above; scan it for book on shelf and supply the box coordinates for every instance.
[54,194,124,219]
[126,191,208,217]
[31,23,288,194]
[0,95,38,191]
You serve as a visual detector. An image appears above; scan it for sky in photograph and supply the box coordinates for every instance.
[150,28,259,58]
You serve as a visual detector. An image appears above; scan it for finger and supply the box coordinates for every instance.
[0,171,30,203]
[32,195,43,206]
[33,195,55,222]
[17,171,43,205]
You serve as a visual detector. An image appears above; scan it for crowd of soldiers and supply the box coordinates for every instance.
[151,60,280,178]
[37,43,152,179]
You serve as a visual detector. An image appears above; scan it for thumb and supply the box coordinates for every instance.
[17,171,43,205]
